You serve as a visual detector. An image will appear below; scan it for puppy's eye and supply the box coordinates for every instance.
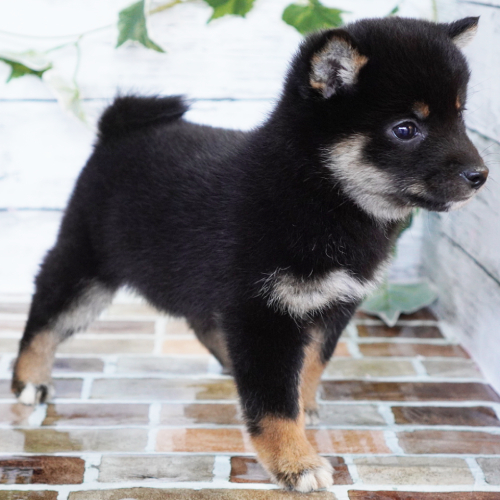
[393,122,418,140]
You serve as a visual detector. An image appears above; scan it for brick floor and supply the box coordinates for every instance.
[1,300,500,499]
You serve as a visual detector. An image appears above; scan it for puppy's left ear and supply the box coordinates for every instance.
[445,17,479,49]
[310,31,368,99]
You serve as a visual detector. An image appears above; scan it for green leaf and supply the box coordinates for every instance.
[0,50,52,82]
[117,0,165,53]
[282,0,345,35]
[388,5,400,16]
[42,70,86,123]
[204,0,256,21]
[360,281,438,327]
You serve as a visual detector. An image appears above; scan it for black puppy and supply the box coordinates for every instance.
[13,17,487,492]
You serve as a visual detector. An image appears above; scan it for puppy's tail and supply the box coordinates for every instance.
[98,95,189,139]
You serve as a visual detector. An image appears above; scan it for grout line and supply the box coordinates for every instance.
[102,355,118,375]
[28,403,47,427]
[80,377,94,400]
[212,455,232,484]
[412,357,429,377]
[146,402,162,452]
[377,404,395,426]
[466,456,488,487]
[154,317,167,355]
[343,455,360,485]
[82,453,102,483]
[383,430,405,454]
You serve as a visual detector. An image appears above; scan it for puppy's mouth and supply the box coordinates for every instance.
[404,192,476,212]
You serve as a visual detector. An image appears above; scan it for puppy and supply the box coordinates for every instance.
[13,17,486,492]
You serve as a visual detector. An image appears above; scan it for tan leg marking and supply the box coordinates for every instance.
[301,330,326,425]
[251,415,333,492]
[14,330,58,385]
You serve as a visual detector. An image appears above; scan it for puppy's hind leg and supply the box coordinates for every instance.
[12,241,115,405]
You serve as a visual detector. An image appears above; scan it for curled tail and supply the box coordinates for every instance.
[98,95,189,139]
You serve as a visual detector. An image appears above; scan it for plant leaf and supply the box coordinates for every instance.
[388,5,400,16]
[42,70,86,123]
[0,50,52,82]
[117,0,165,53]
[282,0,345,35]
[204,0,255,21]
[360,281,438,327]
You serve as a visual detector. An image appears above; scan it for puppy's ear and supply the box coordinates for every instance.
[445,17,479,49]
[310,31,368,99]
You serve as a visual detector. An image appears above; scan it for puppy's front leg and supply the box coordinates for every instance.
[225,301,333,492]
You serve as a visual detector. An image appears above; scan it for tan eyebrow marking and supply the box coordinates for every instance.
[456,96,462,110]
[413,102,430,119]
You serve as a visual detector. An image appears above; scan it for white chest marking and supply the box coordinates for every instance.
[263,263,388,317]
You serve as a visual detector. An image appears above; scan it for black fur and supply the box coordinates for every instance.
[14,16,486,491]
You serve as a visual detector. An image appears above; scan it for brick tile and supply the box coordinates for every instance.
[98,455,213,482]
[359,343,468,358]
[0,339,21,352]
[398,430,500,454]
[157,428,389,454]
[477,457,500,485]
[316,404,386,426]
[321,381,500,402]
[164,318,194,335]
[348,492,500,500]
[116,356,209,375]
[335,341,351,357]
[87,320,155,334]
[105,303,160,317]
[58,338,154,354]
[0,456,84,484]
[70,489,337,500]
[392,406,500,427]
[53,358,104,373]
[0,303,29,314]
[0,492,58,500]
[157,428,249,453]
[357,325,443,339]
[0,320,23,333]
[162,338,211,355]
[0,379,82,399]
[423,359,484,378]
[0,403,34,425]
[0,429,147,453]
[306,429,390,454]
[354,456,473,485]
[324,359,416,378]
[230,456,352,485]
[43,403,150,426]
[160,403,242,425]
[91,378,237,400]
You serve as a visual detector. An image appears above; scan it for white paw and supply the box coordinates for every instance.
[295,458,334,492]
[18,383,55,406]
[305,408,320,426]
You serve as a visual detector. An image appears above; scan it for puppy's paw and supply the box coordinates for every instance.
[14,381,55,406]
[305,407,320,426]
[275,456,334,492]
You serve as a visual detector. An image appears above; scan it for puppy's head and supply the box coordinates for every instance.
[288,17,487,221]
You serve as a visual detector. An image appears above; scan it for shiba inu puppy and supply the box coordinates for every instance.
[13,16,486,492]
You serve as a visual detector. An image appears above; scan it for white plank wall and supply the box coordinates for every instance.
[0,0,433,294]
[423,0,500,390]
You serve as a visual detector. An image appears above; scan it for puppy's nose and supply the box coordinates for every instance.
[461,167,489,189]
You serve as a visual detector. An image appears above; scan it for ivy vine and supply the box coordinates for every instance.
[0,0,350,121]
